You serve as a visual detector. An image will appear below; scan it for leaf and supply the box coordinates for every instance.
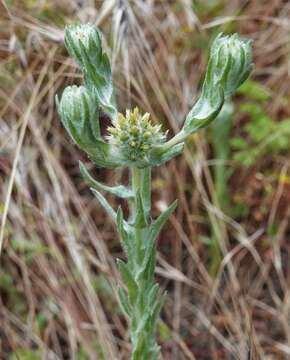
[134,191,148,228]
[56,86,123,169]
[79,161,134,198]
[237,79,271,102]
[140,168,151,215]
[167,33,252,142]
[80,41,116,117]
[147,284,159,308]
[9,350,41,360]
[148,200,177,244]
[64,24,117,118]
[117,259,138,304]
[183,84,224,135]
[150,291,166,326]
[150,142,185,167]
[56,85,101,146]
[116,207,133,260]
[207,33,253,98]
[90,188,117,222]
[142,247,156,282]
[140,200,177,278]
[117,287,132,316]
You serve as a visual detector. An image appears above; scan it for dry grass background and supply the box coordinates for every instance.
[1,0,290,359]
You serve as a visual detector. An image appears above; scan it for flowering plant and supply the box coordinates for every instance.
[56,23,252,359]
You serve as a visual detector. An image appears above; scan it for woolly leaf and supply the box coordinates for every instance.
[117,259,138,304]
[64,23,117,118]
[148,200,177,244]
[80,161,134,198]
[116,207,134,260]
[90,188,117,222]
[118,287,132,316]
[139,200,177,280]
[182,84,224,134]
[134,191,148,228]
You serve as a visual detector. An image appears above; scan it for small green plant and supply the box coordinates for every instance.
[56,25,252,359]
[230,81,290,166]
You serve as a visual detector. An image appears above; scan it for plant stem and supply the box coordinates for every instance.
[131,167,151,218]
[129,166,160,360]
[160,129,187,151]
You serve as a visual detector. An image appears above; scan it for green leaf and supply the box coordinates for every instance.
[56,87,123,168]
[117,259,138,304]
[134,191,148,228]
[230,137,248,150]
[80,161,134,198]
[150,142,185,167]
[157,321,172,341]
[154,33,252,152]
[150,292,166,326]
[116,207,133,260]
[207,33,253,98]
[237,79,271,101]
[181,32,252,138]
[148,200,177,243]
[141,243,156,283]
[140,167,151,215]
[183,84,224,134]
[9,349,41,360]
[147,284,159,308]
[117,287,132,316]
[64,24,117,118]
[56,85,101,146]
[140,200,177,278]
[90,188,117,222]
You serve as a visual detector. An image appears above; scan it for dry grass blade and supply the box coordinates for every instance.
[1,0,290,359]
[0,51,55,255]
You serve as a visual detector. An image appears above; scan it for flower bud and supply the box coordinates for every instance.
[64,23,116,118]
[56,85,100,147]
[64,24,102,69]
[207,33,253,98]
[178,33,252,138]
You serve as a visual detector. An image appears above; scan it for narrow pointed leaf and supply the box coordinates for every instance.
[142,245,156,282]
[116,207,133,260]
[147,284,159,308]
[140,167,151,215]
[150,291,167,325]
[134,191,147,228]
[149,200,177,243]
[117,287,132,316]
[90,188,117,222]
[117,259,138,304]
[80,161,134,198]
[140,200,177,275]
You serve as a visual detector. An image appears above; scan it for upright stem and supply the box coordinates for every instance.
[131,167,144,264]
[129,166,160,360]
[131,167,151,219]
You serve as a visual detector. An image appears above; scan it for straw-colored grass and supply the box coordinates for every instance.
[1,1,290,359]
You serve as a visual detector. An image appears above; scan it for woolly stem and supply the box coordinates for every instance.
[129,166,160,360]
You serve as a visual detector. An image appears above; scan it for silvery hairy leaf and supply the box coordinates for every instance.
[64,23,117,118]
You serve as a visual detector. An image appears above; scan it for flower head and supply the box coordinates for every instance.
[108,108,166,162]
